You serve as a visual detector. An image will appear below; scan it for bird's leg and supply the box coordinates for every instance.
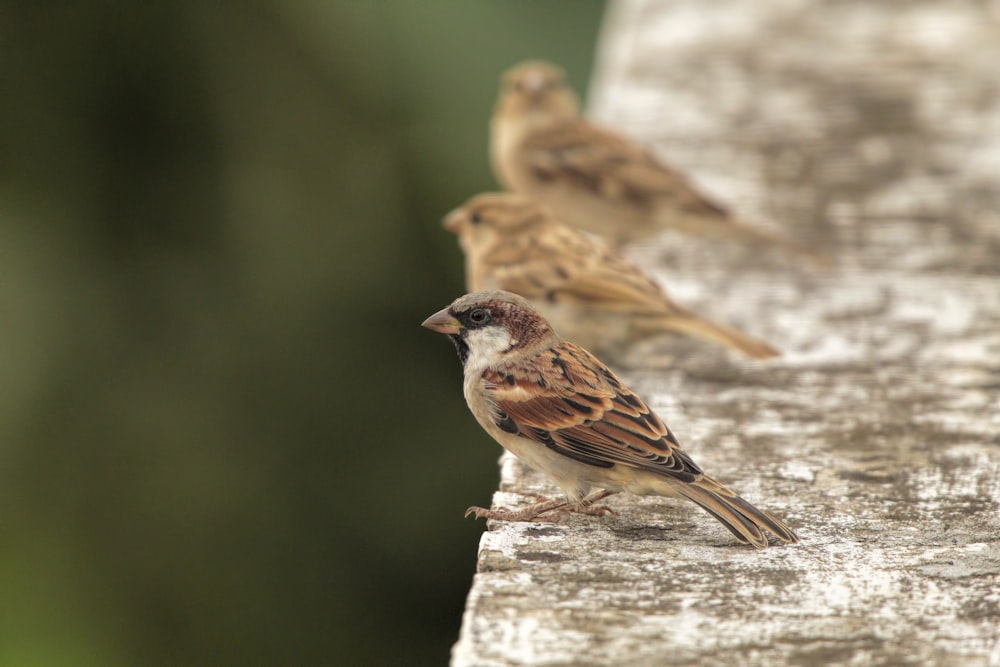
[576,489,618,515]
[465,489,618,522]
[550,489,618,519]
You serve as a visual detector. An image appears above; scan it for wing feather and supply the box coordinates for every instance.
[523,121,731,217]
[484,219,685,318]
[483,342,701,482]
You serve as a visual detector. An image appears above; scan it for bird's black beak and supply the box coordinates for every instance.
[421,307,462,334]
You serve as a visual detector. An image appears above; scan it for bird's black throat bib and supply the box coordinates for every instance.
[449,332,471,366]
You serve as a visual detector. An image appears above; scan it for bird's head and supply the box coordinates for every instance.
[442,192,552,250]
[421,290,554,369]
[495,60,580,128]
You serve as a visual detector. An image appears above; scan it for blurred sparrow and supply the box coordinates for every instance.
[444,192,780,359]
[492,59,826,261]
[422,290,799,548]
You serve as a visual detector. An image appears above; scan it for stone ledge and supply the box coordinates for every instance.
[452,1,1000,664]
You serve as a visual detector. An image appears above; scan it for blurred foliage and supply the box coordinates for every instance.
[0,1,604,664]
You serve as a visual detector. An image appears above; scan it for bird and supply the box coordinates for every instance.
[491,59,827,261]
[443,192,780,359]
[421,290,799,548]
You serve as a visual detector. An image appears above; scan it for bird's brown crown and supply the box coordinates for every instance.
[502,61,565,94]
[448,290,555,349]
[496,60,579,120]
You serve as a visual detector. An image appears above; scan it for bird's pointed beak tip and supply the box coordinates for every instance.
[422,308,462,334]
[442,209,462,233]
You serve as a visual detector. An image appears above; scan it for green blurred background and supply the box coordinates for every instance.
[0,2,604,664]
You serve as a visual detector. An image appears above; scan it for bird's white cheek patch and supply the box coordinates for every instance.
[464,326,514,374]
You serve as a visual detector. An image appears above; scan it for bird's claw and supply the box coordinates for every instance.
[464,491,616,522]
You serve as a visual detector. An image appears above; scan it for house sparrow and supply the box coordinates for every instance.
[444,192,780,359]
[422,290,799,548]
[491,60,827,261]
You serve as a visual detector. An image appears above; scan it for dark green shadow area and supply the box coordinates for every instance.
[0,1,604,665]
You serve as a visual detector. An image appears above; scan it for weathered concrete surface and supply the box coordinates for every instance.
[452,1,1000,665]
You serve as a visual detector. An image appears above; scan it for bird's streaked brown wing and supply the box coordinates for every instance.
[483,226,682,316]
[523,121,731,217]
[482,341,702,482]
[477,226,592,297]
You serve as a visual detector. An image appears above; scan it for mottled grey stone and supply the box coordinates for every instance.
[452,1,1000,665]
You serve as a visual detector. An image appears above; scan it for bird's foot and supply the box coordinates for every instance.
[465,495,571,522]
[465,490,617,522]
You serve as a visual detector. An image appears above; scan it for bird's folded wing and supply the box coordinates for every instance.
[481,229,593,297]
[552,265,682,316]
[485,230,678,316]
[523,122,730,217]
[483,342,701,481]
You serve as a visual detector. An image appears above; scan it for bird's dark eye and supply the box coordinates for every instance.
[469,213,482,225]
[468,308,490,325]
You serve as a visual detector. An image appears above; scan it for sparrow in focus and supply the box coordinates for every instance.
[444,192,780,359]
[491,59,827,262]
[422,290,799,548]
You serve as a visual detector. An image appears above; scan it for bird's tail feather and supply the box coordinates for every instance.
[644,313,781,360]
[675,480,799,549]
